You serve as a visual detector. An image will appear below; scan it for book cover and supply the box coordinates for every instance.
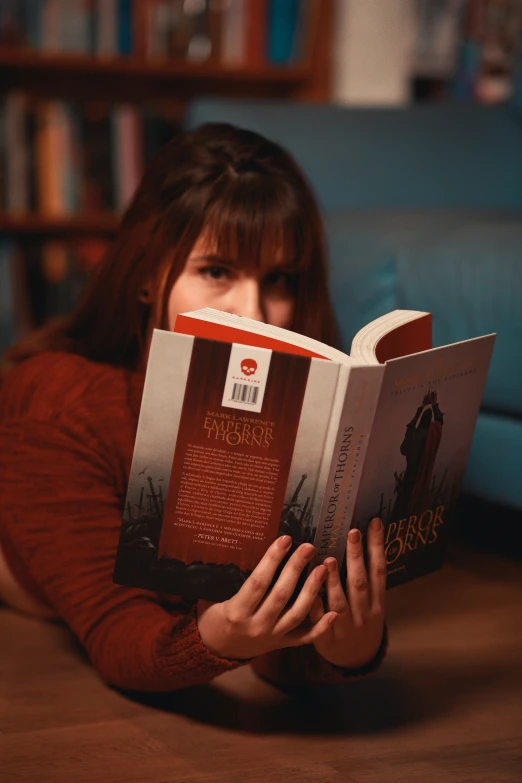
[351,335,495,588]
[114,328,341,601]
[115,312,495,601]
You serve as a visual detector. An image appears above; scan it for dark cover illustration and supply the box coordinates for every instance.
[351,336,495,589]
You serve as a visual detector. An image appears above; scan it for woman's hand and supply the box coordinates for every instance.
[196,536,338,661]
[309,517,386,669]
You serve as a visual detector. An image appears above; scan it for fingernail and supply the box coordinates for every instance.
[278,535,292,549]
[314,565,326,581]
[325,558,337,573]
[328,612,339,626]
[370,518,382,532]
[303,544,316,561]
[349,529,361,544]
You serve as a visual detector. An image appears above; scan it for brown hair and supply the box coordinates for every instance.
[3,123,339,376]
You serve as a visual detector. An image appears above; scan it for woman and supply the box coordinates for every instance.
[0,124,387,691]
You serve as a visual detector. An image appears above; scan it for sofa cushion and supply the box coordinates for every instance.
[510,55,522,122]
[186,98,522,210]
[465,412,522,509]
[324,210,522,416]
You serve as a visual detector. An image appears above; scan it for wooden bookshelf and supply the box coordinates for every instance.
[0,2,334,336]
[0,1,333,242]
[0,47,313,102]
[0,214,120,237]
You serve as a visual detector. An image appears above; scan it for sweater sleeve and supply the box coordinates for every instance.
[0,409,388,692]
[0,414,250,692]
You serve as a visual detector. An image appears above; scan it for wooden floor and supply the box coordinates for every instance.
[1,540,522,782]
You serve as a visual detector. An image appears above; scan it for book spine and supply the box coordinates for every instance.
[221,0,245,65]
[41,240,75,319]
[142,107,176,164]
[61,103,80,213]
[0,1,26,47]
[41,0,60,51]
[87,0,98,53]
[0,239,16,354]
[208,0,223,62]
[53,102,69,214]
[133,0,149,57]
[25,99,38,212]
[26,0,43,49]
[111,107,122,211]
[37,101,64,216]
[112,104,141,211]
[128,105,144,199]
[96,0,117,55]
[58,0,90,53]
[117,0,133,55]
[291,0,312,63]
[311,364,385,569]
[267,0,301,64]
[4,92,28,214]
[81,104,116,211]
[147,0,169,58]
[0,99,5,212]
[245,0,267,67]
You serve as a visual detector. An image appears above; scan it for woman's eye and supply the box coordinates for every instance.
[265,271,294,289]
[200,266,229,281]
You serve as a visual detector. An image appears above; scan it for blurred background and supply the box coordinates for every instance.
[0,0,521,535]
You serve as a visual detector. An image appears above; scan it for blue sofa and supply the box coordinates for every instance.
[185,81,522,511]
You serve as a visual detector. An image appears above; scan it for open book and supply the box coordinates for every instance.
[114,308,495,602]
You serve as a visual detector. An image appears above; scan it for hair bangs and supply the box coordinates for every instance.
[202,177,312,277]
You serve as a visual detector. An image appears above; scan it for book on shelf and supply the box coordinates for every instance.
[0,0,315,67]
[7,237,109,328]
[113,307,495,602]
[0,239,32,354]
[0,92,178,217]
[0,240,18,354]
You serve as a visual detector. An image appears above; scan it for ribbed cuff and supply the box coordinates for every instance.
[153,604,253,690]
[314,623,389,683]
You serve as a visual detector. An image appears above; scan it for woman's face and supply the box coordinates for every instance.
[166,234,296,330]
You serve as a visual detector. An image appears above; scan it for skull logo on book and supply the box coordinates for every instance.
[241,358,257,376]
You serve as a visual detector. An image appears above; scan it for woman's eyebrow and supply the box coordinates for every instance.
[189,254,237,267]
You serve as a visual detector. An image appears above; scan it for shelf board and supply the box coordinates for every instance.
[0,47,310,100]
[0,214,120,237]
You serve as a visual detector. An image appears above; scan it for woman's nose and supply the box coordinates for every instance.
[231,280,265,322]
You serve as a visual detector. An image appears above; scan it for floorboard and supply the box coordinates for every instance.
[1,541,521,782]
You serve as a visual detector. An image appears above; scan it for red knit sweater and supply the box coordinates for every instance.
[0,352,388,692]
